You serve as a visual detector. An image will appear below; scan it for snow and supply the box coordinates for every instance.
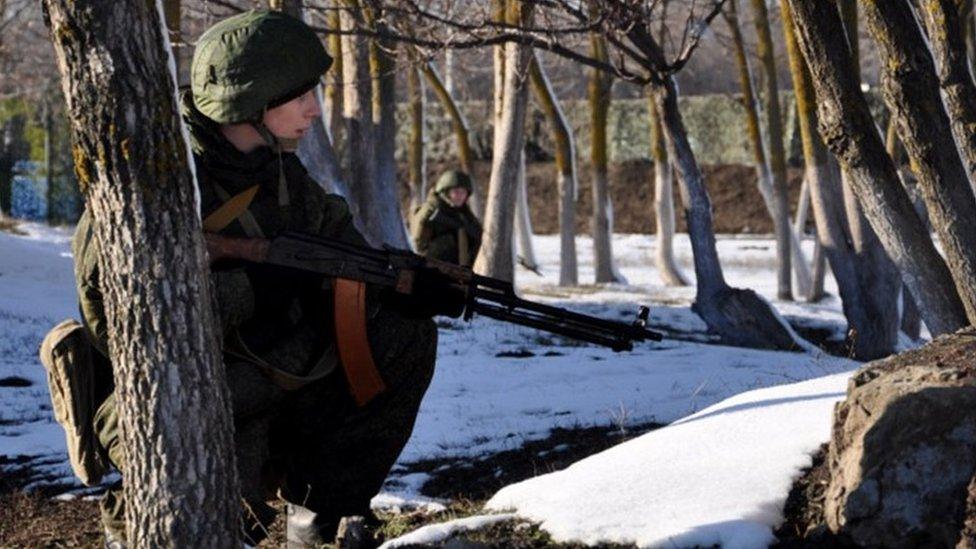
[379,513,517,548]
[0,222,867,545]
[486,371,852,548]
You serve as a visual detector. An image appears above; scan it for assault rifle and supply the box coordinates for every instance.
[205,231,662,352]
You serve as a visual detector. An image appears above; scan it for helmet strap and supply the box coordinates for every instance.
[251,118,290,208]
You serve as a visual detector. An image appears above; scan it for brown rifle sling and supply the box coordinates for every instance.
[333,278,385,406]
[224,330,337,391]
[202,184,262,235]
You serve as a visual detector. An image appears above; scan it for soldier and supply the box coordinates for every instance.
[410,170,483,267]
[73,10,456,547]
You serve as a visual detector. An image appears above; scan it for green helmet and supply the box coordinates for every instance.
[191,10,332,124]
[434,170,474,197]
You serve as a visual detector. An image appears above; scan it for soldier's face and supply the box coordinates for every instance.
[447,187,469,207]
[263,89,321,140]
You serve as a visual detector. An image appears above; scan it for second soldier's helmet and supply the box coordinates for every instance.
[434,171,474,201]
[191,10,332,124]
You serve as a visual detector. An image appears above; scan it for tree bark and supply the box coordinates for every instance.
[529,51,578,286]
[653,78,801,350]
[647,92,688,287]
[589,33,624,284]
[43,0,239,544]
[473,0,533,281]
[420,61,482,217]
[863,0,976,326]
[407,64,426,212]
[749,0,793,301]
[916,0,976,189]
[787,0,969,336]
[886,116,923,340]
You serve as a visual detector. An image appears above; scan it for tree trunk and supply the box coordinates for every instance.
[43,0,239,544]
[787,0,969,336]
[749,0,793,301]
[407,65,426,212]
[589,33,624,284]
[324,1,344,159]
[528,51,578,286]
[727,0,811,298]
[420,61,482,217]
[513,149,539,272]
[647,92,688,286]
[339,1,405,247]
[43,99,54,223]
[916,0,976,189]
[863,0,976,326]
[366,10,409,248]
[885,117,923,340]
[473,0,533,281]
[784,0,900,356]
[0,116,26,219]
[653,78,802,350]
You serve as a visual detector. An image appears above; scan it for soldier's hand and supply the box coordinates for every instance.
[382,267,467,319]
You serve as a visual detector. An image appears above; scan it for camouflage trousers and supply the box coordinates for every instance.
[93,309,438,543]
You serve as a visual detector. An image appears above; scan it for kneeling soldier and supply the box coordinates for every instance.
[73,10,444,547]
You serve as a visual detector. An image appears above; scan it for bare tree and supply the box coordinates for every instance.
[915,0,976,188]
[473,0,534,281]
[787,0,969,336]
[340,0,409,247]
[725,0,811,298]
[747,0,792,300]
[780,0,900,358]
[863,0,976,326]
[647,92,688,287]
[407,63,426,212]
[589,31,625,284]
[420,60,482,216]
[43,0,239,544]
[529,51,578,285]
[513,149,540,271]
[367,5,410,248]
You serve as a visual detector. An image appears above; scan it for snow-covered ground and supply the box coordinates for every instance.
[0,222,864,546]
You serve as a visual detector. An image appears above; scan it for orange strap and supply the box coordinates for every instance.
[202,185,260,233]
[333,278,385,406]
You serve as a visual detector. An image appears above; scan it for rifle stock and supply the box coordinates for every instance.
[205,231,663,351]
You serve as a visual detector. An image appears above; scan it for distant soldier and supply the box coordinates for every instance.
[71,10,459,548]
[410,170,483,267]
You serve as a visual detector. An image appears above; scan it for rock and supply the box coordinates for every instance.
[336,515,369,549]
[823,330,976,547]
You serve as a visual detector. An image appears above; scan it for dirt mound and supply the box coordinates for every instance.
[406,161,806,235]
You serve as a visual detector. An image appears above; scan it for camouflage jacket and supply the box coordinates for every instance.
[73,91,368,375]
[410,194,482,267]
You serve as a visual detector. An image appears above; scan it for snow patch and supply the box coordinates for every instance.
[485,371,853,548]
[379,513,517,548]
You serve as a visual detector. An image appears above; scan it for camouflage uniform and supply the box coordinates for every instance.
[74,10,438,546]
[410,171,482,267]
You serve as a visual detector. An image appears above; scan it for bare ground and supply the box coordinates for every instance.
[0,422,659,548]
